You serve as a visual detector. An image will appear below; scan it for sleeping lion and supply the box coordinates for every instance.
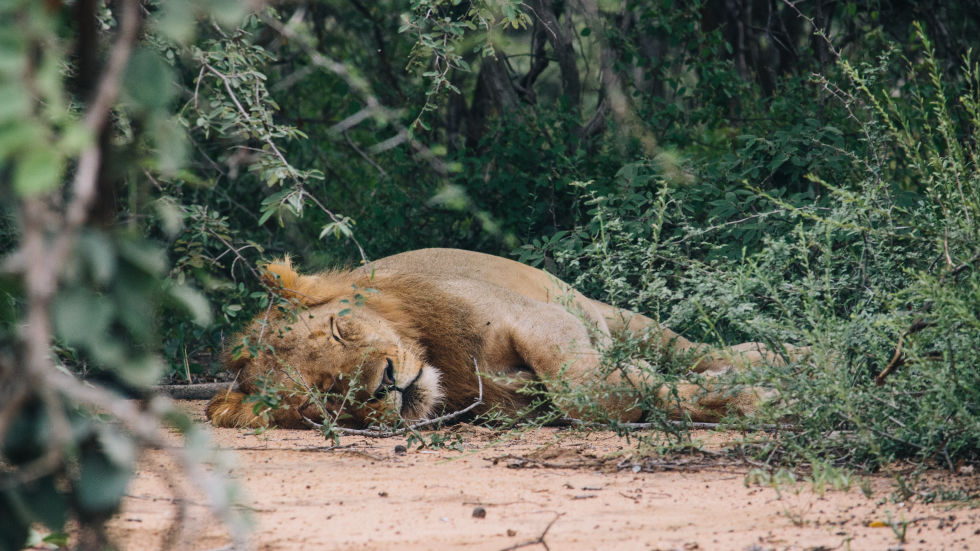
[207,248,798,428]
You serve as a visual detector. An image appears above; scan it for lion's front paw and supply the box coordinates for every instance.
[206,390,268,428]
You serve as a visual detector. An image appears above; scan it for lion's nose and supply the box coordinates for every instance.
[382,358,396,388]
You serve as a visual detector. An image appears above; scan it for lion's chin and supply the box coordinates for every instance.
[399,365,443,421]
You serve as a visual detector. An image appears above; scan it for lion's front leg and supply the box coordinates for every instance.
[206,387,322,429]
[501,302,651,423]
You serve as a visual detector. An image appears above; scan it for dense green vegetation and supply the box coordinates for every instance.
[1,0,979,547]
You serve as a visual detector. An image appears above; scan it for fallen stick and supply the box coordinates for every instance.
[156,382,234,400]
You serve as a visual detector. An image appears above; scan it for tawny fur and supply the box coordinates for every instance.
[207,249,804,429]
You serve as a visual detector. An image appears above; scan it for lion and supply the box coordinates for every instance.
[206,248,799,429]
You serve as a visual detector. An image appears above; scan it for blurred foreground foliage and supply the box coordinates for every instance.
[2,0,980,548]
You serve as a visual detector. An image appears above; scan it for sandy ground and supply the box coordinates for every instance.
[105,400,980,551]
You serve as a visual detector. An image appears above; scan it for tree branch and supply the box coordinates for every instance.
[527,0,581,111]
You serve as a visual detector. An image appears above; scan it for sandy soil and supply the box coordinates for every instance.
[106,400,980,551]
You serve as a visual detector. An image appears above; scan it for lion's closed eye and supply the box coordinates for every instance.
[329,316,346,344]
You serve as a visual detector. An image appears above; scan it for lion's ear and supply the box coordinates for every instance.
[263,256,314,305]
[262,256,300,292]
[260,257,348,306]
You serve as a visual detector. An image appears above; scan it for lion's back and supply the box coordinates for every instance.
[365,248,574,304]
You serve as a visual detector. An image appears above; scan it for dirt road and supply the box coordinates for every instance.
[107,401,979,550]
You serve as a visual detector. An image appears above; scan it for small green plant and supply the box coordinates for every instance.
[885,511,910,544]
[891,474,918,503]
[809,461,854,496]
[405,431,465,452]
[744,468,798,499]
[859,477,875,499]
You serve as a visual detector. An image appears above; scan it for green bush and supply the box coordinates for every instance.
[521,25,980,469]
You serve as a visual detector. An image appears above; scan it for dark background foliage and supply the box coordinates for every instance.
[1,0,979,547]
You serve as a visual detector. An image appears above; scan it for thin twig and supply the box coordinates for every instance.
[875,318,934,385]
[498,512,563,551]
[552,417,797,432]
[343,130,388,178]
[204,228,265,283]
[780,0,841,59]
[305,358,485,437]
[299,190,369,265]
[260,12,449,178]
[198,60,371,266]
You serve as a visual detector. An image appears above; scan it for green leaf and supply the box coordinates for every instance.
[20,475,68,530]
[169,284,212,326]
[53,290,112,347]
[257,206,276,226]
[153,0,195,43]
[0,492,31,551]
[75,439,133,515]
[116,353,166,389]
[14,147,62,196]
[78,231,117,286]
[42,532,70,547]
[123,48,176,111]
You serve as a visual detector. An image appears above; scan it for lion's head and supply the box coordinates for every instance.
[222,259,453,428]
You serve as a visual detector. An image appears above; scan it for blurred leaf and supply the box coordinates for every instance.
[0,83,29,123]
[75,440,133,515]
[113,278,155,342]
[78,232,117,286]
[13,146,62,196]
[1,399,48,465]
[427,184,470,210]
[0,492,31,551]
[123,48,176,111]
[154,197,185,237]
[118,239,168,276]
[57,121,92,156]
[96,425,138,469]
[19,475,68,530]
[152,116,188,175]
[207,0,249,29]
[154,0,196,43]
[169,284,213,326]
[52,289,112,347]
[116,354,166,388]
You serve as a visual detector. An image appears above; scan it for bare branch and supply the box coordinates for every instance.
[260,11,449,179]
[497,512,563,551]
[343,130,389,178]
[304,358,485,437]
[46,373,252,550]
[528,0,581,111]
